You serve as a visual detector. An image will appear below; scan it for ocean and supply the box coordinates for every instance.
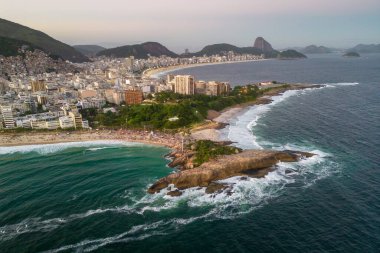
[1,53,379,252]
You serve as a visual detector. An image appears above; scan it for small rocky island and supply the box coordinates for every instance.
[148,140,314,196]
[277,49,307,59]
[343,52,360,57]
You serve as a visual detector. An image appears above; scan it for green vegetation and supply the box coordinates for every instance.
[191,140,241,166]
[0,36,38,56]
[0,18,88,62]
[277,50,307,59]
[84,84,272,130]
[184,43,279,58]
[97,42,178,59]
[73,45,106,56]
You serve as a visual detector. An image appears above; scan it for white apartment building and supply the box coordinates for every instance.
[174,75,195,95]
[59,116,75,129]
[0,105,15,129]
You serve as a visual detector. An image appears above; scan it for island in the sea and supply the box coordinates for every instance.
[343,52,360,57]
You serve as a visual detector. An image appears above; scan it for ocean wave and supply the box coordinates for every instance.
[223,88,309,149]
[324,82,359,88]
[41,220,168,253]
[41,210,217,253]
[0,140,144,155]
[1,149,339,251]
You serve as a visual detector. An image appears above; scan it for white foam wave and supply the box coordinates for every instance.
[0,217,67,241]
[223,89,307,149]
[324,82,359,88]
[41,220,168,253]
[42,210,217,253]
[0,140,144,155]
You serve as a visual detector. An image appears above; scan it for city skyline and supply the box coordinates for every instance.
[1,0,379,53]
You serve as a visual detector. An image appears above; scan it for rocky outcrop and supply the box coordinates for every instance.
[148,150,314,194]
[254,37,274,53]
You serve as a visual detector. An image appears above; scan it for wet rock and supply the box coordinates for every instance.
[167,190,182,197]
[148,149,314,194]
[242,167,274,178]
[205,182,229,194]
[285,169,293,174]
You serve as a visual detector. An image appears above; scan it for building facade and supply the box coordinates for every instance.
[125,90,143,105]
[0,105,15,129]
[174,75,195,95]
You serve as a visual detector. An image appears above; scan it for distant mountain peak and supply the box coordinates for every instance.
[254,37,273,52]
[302,45,332,54]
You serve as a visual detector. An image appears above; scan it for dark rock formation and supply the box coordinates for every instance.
[167,190,182,197]
[343,52,360,57]
[148,149,314,194]
[277,50,307,59]
[254,37,274,53]
[205,182,229,194]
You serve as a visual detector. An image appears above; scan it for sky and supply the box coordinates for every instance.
[1,0,379,53]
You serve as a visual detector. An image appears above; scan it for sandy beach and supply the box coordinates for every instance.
[0,129,182,149]
[190,84,322,142]
[143,59,267,79]
[0,84,321,149]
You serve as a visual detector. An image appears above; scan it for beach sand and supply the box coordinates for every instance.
[143,59,267,79]
[0,129,182,149]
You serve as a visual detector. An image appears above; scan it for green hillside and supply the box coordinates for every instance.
[278,50,307,59]
[73,45,106,56]
[97,42,178,59]
[0,18,88,62]
[0,36,39,56]
[185,43,278,58]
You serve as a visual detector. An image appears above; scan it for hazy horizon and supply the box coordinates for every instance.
[1,0,380,53]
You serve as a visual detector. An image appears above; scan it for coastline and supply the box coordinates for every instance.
[143,59,267,79]
[0,84,322,149]
[0,129,182,149]
[190,84,323,142]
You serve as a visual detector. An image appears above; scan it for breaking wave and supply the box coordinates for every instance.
[0,140,144,155]
[0,83,355,252]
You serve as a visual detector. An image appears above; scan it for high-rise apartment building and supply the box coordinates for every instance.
[174,75,195,95]
[0,105,15,129]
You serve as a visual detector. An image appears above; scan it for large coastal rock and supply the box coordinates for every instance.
[148,150,313,194]
[254,37,274,52]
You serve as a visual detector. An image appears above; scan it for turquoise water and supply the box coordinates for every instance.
[1,54,380,252]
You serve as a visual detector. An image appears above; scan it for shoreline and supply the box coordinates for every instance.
[190,84,323,142]
[143,59,267,79]
[0,84,322,150]
[0,130,182,149]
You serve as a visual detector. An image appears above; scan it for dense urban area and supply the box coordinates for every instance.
[0,47,270,131]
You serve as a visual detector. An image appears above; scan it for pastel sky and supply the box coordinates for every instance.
[1,0,379,52]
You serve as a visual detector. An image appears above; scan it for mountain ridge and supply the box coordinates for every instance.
[347,43,380,53]
[73,45,106,56]
[0,18,89,62]
[97,38,283,59]
[96,42,178,59]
